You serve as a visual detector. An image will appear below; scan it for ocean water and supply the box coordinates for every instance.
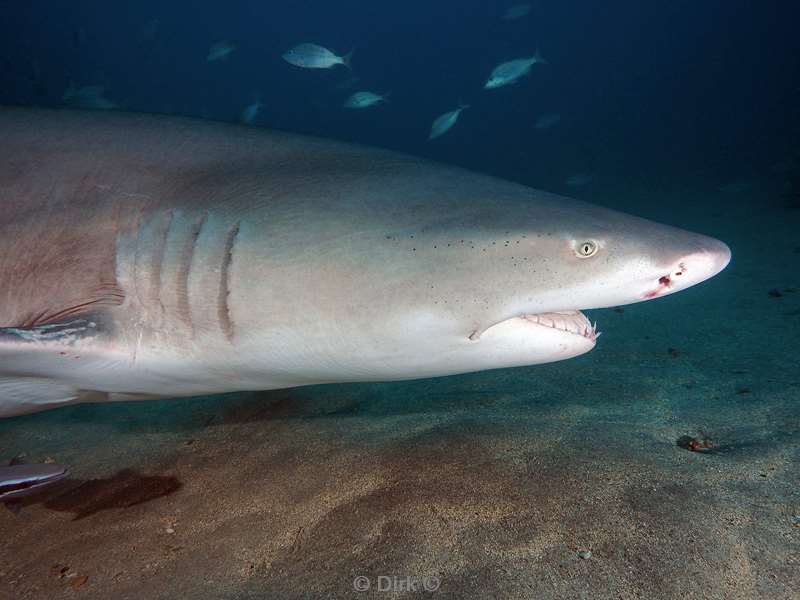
[1,2,799,599]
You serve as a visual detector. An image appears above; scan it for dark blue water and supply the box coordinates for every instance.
[2,0,798,191]
[2,3,800,597]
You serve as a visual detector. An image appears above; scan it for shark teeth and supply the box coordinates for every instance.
[521,311,599,342]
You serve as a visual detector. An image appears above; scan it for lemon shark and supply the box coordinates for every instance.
[0,108,730,486]
[0,106,732,413]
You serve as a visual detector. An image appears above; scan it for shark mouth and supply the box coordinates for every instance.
[469,310,599,342]
[520,310,599,342]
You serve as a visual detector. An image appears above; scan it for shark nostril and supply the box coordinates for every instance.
[644,274,674,298]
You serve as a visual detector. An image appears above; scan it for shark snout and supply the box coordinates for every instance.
[644,237,731,299]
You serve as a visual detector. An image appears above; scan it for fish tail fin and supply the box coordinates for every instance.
[533,47,548,65]
[383,91,391,102]
[342,48,355,70]
[458,98,470,110]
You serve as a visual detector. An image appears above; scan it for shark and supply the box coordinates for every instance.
[0,107,730,489]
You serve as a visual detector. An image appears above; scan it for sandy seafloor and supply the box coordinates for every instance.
[0,178,798,600]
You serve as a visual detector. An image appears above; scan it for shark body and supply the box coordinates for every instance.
[0,108,731,419]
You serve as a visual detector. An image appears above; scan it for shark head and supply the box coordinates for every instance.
[234,160,730,386]
[450,193,731,367]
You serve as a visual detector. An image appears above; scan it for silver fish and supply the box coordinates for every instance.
[207,41,236,62]
[343,91,387,109]
[62,83,118,110]
[240,99,264,125]
[503,4,531,20]
[535,113,561,130]
[283,43,352,69]
[429,104,469,140]
[484,50,547,89]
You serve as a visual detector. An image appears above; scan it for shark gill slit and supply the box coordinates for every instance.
[151,210,174,316]
[131,212,147,310]
[218,221,240,343]
[177,212,208,335]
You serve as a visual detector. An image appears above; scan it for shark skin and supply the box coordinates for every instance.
[0,107,731,422]
[0,463,68,502]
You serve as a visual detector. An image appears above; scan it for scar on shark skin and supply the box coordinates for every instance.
[645,263,686,298]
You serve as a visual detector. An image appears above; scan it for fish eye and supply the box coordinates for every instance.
[576,240,598,258]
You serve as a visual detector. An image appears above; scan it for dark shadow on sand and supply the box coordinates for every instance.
[0,369,576,436]
[7,468,181,520]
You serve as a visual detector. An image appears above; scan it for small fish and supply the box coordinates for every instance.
[240,99,264,125]
[484,50,547,89]
[566,173,593,188]
[429,104,469,140]
[283,43,352,69]
[502,4,532,20]
[207,41,236,62]
[62,83,118,110]
[535,113,561,129]
[344,91,388,109]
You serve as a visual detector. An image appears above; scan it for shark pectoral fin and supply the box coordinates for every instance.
[0,376,101,418]
[13,283,125,330]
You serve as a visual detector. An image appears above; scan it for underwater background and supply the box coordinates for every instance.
[1,1,799,598]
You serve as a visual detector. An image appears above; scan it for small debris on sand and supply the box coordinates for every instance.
[759,466,777,479]
[667,348,680,358]
[577,550,592,559]
[768,289,784,298]
[71,575,89,589]
[735,387,752,395]
[677,431,714,452]
[53,565,73,579]
[8,454,27,466]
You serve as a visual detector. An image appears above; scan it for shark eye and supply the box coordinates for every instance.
[576,240,598,258]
